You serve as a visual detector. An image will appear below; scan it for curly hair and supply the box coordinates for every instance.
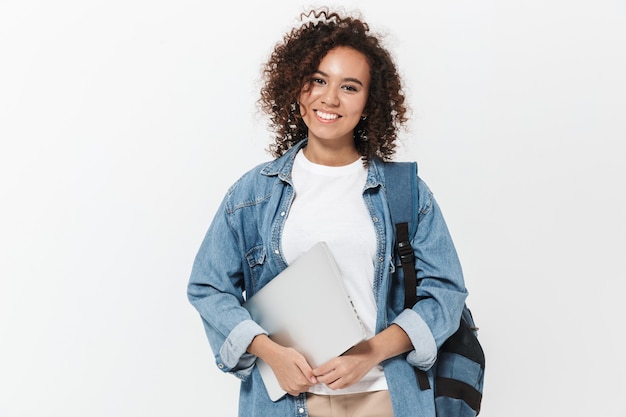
[258,7,409,164]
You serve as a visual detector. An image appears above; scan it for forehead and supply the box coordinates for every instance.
[317,46,371,82]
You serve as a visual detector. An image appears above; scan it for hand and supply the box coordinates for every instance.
[248,334,317,396]
[312,342,378,390]
[312,324,414,390]
[265,346,318,396]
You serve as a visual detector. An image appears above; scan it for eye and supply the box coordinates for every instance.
[342,84,359,92]
[312,77,326,85]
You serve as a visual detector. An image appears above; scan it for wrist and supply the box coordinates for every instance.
[247,334,274,358]
[370,324,413,362]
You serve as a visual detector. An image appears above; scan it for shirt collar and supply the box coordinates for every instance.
[260,138,386,191]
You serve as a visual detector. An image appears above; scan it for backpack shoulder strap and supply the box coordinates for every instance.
[383,161,419,239]
[384,161,431,390]
[383,161,419,310]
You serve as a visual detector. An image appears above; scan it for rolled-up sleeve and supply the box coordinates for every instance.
[392,309,437,370]
[216,320,267,377]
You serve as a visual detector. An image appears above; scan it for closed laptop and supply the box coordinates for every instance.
[243,241,366,401]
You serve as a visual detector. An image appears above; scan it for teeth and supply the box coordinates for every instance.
[316,110,339,120]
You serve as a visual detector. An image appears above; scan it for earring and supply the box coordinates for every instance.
[355,126,369,142]
[288,103,298,130]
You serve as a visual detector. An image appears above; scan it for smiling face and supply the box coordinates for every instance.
[298,46,371,152]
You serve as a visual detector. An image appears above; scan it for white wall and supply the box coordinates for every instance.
[1,1,625,416]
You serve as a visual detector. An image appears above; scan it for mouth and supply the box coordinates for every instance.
[315,110,340,121]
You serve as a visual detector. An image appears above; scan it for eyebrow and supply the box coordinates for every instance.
[313,70,364,87]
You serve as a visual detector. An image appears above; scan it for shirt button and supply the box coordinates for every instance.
[298,408,305,413]
[217,363,224,369]
[379,257,384,262]
[372,216,379,222]
[274,249,280,255]
[280,211,286,216]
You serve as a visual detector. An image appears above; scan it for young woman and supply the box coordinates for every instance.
[187,8,467,417]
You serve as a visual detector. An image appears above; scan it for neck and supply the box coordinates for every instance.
[303,140,360,167]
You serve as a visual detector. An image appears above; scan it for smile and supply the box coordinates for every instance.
[315,110,340,120]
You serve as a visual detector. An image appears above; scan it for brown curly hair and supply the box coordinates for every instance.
[259,7,409,164]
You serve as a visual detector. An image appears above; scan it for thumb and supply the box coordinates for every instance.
[295,356,318,384]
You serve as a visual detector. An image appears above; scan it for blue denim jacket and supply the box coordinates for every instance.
[187,140,467,417]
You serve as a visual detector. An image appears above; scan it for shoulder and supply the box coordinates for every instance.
[227,160,272,192]
[379,159,434,215]
[226,141,304,204]
[223,160,281,213]
[416,176,434,216]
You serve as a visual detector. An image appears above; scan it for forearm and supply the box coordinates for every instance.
[366,323,413,363]
[247,334,280,361]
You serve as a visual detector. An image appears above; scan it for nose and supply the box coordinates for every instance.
[321,87,339,107]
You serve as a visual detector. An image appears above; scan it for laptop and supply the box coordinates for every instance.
[243,241,367,401]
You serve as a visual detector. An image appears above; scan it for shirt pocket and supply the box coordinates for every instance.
[244,245,266,293]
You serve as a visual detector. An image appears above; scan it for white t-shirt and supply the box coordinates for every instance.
[282,149,388,395]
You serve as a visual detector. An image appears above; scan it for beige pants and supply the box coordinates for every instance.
[306,391,394,417]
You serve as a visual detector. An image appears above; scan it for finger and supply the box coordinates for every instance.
[312,358,338,377]
[326,378,346,390]
[281,377,313,396]
[315,368,341,385]
[294,356,318,384]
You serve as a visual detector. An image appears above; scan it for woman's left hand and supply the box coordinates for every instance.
[311,342,379,390]
[312,323,414,390]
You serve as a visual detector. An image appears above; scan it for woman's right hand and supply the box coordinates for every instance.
[248,334,317,396]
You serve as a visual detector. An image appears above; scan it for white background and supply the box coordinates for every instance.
[1,0,625,416]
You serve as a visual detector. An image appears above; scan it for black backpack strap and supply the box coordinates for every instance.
[397,222,417,309]
[383,161,419,309]
[384,162,431,391]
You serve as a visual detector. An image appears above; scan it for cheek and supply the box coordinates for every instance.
[298,92,315,117]
[298,97,309,117]
[299,88,318,103]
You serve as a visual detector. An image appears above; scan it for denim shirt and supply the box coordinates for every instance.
[187,140,468,417]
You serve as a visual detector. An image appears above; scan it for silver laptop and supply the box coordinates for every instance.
[243,241,367,401]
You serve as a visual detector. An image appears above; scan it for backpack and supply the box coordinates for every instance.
[384,161,485,417]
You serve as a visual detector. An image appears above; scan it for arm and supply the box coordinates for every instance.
[187,195,266,379]
[316,178,467,388]
[394,178,468,368]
